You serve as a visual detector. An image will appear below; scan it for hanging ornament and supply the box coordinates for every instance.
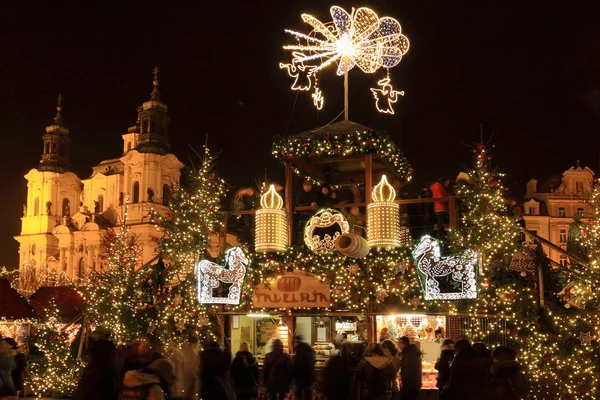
[557,281,590,310]
[374,287,388,302]
[508,243,537,277]
[173,294,183,307]
[371,72,404,114]
[347,263,361,275]
[147,323,157,334]
[332,286,344,298]
[578,331,594,346]
[175,320,186,333]
[198,316,210,327]
[394,261,409,274]
[408,295,421,310]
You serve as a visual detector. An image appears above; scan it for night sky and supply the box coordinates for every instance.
[2,1,600,268]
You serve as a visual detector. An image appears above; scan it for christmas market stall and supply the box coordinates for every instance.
[0,278,37,347]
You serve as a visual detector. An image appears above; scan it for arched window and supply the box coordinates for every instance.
[78,258,86,282]
[33,197,40,216]
[51,143,57,154]
[97,194,104,213]
[162,184,170,206]
[44,143,49,154]
[62,198,70,217]
[133,181,140,204]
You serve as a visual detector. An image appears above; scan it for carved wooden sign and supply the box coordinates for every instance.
[252,270,331,308]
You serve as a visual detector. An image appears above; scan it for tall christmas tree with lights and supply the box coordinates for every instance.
[86,202,149,346]
[151,144,226,344]
[29,297,84,398]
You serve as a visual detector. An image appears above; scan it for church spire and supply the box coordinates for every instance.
[38,94,71,173]
[135,67,171,155]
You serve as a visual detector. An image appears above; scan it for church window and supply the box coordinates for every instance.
[576,181,584,194]
[51,143,57,154]
[78,258,86,281]
[558,208,566,217]
[34,197,40,216]
[44,143,49,154]
[31,244,36,255]
[577,207,584,216]
[559,256,568,267]
[62,198,70,217]
[162,184,170,206]
[133,181,140,203]
[528,207,536,216]
[97,195,104,213]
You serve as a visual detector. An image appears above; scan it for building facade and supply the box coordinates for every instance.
[522,162,594,267]
[14,70,184,281]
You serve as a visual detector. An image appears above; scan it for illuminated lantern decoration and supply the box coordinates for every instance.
[305,209,350,252]
[367,175,401,247]
[412,236,478,300]
[196,247,248,305]
[255,185,288,252]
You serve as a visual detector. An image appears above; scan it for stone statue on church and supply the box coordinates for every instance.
[147,188,154,202]
[22,204,27,217]
[46,201,52,215]
[94,201,100,214]
[567,213,588,261]
[119,192,124,206]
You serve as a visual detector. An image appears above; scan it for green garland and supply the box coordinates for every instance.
[272,130,413,183]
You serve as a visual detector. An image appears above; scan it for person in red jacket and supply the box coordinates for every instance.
[430,178,451,240]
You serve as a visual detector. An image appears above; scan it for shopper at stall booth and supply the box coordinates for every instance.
[489,346,528,400]
[0,336,16,400]
[434,339,455,390]
[380,339,402,399]
[398,336,422,400]
[356,343,396,400]
[292,335,316,400]
[74,339,119,400]
[231,341,258,400]
[473,342,494,373]
[263,339,292,400]
[2,338,25,399]
[200,341,236,400]
[322,339,350,400]
[440,347,491,400]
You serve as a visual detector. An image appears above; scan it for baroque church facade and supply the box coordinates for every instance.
[14,69,183,281]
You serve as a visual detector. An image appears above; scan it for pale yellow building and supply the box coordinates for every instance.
[14,70,183,281]
[523,162,594,267]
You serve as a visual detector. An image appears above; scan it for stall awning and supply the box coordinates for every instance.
[29,286,85,321]
[0,278,37,320]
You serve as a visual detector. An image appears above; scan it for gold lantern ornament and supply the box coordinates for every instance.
[367,175,401,247]
[255,185,288,252]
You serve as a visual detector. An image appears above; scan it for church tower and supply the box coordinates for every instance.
[135,66,171,155]
[15,97,82,273]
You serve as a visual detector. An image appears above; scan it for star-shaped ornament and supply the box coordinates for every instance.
[408,296,421,310]
[332,287,344,298]
[394,261,409,274]
[374,288,388,302]
[175,320,186,333]
[147,324,157,334]
[198,316,209,327]
[578,332,594,346]
[347,264,361,275]
[173,294,183,307]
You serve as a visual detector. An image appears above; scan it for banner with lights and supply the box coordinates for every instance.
[252,270,331,308]
[195,247,248,305]
[304,209,350,252]
[412,236,478,300]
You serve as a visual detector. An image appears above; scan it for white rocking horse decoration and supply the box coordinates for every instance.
[412,236,478,300]
[195,247,248,305]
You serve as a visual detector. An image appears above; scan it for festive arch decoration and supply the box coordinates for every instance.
[304,209,350,252]
[412,236,478,300]
[196,247,248,305]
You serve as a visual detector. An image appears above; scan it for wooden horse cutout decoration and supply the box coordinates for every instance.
[196,246,248,305]
[412,236,478,300]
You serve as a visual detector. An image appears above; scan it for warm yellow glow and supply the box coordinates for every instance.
[372,175,396,202]
[336,33,355,57]
[371,78,404,114]
[312,87,324,110]
[260,185,284,210]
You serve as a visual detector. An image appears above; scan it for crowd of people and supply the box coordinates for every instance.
[0,330,527,400]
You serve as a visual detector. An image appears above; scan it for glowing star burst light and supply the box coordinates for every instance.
[282,6,409,116]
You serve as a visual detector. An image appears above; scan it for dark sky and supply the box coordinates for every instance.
[1,0,600,268]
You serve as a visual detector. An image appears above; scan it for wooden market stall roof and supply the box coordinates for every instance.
[272,120,412,186]
[29,286,85,321]
[0,278,37,320]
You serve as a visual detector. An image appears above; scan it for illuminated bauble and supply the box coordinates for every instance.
[304,209,350,252]
[367,175,401,247]
[255,185,288,252]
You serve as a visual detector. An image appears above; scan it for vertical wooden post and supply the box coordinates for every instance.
[538,264,545,308]
[285,162,294,246]
[365,155,373,205]
[286,311,295,353]
[344,55,349,121]
[364,154,374,343]
[220,212,228,255]
[217,314,226,347]
[449,196,458,229]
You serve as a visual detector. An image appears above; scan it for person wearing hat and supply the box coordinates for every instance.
[119,358,175,400]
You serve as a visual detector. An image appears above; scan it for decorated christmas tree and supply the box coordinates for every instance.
[86,202,149,345]
[150,144,226,344]
[29,296,84,398]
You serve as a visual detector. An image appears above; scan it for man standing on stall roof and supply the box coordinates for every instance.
[292,335,316,400]
[430,177,451,240]
[398,336,422,400]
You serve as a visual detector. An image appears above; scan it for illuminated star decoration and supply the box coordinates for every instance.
[175,320,186,333]
[370,77,404,114]
[198,316,209,327]
[173,294,183,307]
[347,263,361,275]
[578,331,594,346]
[375,287,388,302]
[408,295,421,310]
[282,6,409,110]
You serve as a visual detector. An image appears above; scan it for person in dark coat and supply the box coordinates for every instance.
[321,341,350,400]
[201,342,236,400]
[231,341,258,400]
[440,347,491,400]
[398,336,422,400]
[317,184,337,208]
[434,339,455,390]
[74,339,119,400]
[2,338,25,398]
[453,339,471,356]
[263,339,292,400]
[473,342,494,372]
[356,343,396,400]
[292,336,316,400]
[490,346,528,400]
